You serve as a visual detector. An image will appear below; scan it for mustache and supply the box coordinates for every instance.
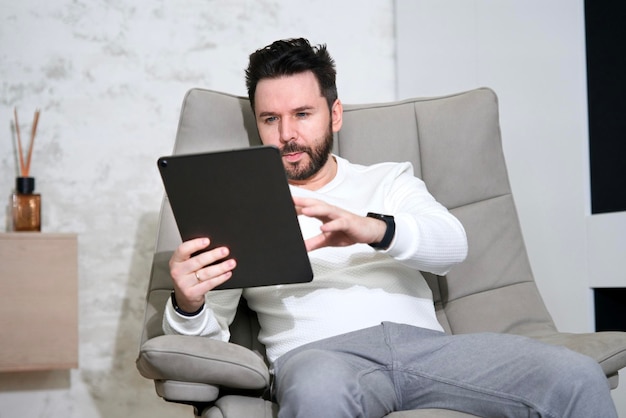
[280,142,310,156]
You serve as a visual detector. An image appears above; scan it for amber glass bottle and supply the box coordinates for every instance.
[12,177,41,231]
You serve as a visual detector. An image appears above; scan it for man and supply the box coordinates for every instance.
[164,38,617,417]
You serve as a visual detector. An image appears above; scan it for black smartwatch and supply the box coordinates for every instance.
[366,212,396,250]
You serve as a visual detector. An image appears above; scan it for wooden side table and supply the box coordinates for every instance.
[0,233,78,371]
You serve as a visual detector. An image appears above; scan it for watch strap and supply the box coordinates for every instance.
[171,291,205,317]
[366,212,395,250]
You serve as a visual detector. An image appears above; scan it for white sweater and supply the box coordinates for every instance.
[163,156,468,365]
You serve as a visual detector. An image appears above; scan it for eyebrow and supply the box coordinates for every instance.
[258,106,315,118]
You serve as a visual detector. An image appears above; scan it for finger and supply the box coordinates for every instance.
[195,258,237,283]
[293,196,329,212]
[171,237,210,262]
[294,198,311,216]
[170,239,211,281]
[303,233,328,252]
[174,257,236,305]
[319,217,349,233]
[196,269,235,291]
[293,196,316,207]
[194,259,237,290]
[191,246,231,271]
[298,201,337,220]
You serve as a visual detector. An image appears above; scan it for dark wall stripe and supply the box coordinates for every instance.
[585,1,626,214]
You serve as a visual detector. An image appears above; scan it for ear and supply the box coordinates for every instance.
[331,99,343,132]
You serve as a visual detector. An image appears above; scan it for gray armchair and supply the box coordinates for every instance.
[137,87,626,418]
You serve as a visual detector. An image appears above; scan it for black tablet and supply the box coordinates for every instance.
[157,146,313,290]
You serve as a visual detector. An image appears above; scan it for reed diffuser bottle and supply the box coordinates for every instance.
[11,108,42,232]
[12,176,41,231]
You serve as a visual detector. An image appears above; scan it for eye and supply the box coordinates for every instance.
[264,116,278,124]
[296,112,308,118]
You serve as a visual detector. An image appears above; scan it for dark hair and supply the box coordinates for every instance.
[245,38,337,112]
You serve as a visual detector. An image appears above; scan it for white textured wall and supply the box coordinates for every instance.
[0,1,394,417]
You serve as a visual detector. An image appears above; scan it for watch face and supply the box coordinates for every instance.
[367,212,393,220]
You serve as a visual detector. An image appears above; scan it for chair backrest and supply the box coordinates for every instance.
[140,88,557,352]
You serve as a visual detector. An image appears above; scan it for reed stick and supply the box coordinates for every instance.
[25,109,40,176]
[13,108,26,177]
[12,108,40,177]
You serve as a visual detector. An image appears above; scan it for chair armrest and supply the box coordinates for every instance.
[533,331,626,380]
[136,334,270,390]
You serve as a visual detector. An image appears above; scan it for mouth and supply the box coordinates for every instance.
[283,152,304,163]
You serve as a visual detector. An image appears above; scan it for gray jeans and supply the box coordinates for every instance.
[272,322,617,418]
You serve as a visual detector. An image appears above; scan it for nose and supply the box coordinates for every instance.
[279,118,296,144]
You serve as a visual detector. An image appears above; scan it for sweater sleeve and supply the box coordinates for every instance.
[162,288,243,342]
[382,164,468,275]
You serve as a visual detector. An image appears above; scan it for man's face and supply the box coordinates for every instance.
[254,71,342,183]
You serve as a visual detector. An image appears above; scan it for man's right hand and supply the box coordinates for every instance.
[169,238,237,314]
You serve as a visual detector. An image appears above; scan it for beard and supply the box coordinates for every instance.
[280,123,333,181]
